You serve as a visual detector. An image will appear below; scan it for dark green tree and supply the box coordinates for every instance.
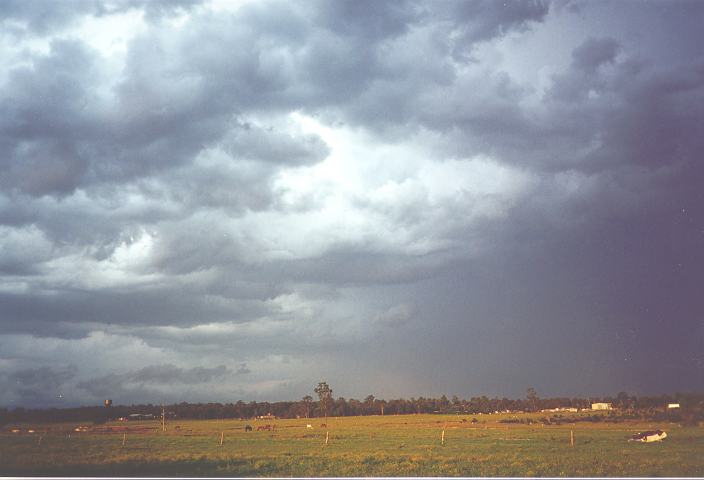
[364,395,375,415]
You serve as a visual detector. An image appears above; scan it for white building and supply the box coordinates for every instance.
[667,403,680,409]
[591,402,613,410]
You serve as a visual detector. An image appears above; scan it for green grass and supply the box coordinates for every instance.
[1,413,702,476]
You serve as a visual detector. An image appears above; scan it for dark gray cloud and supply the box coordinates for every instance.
[75,364,245,404]
[0,283,279,338]
[222,122,330,166]
[0,39,96,196]
[0,366,77,406]
[0,0,703,406]
[0,21,330,199]
[440,0,549,59]
[571,36,620,72]
[83,364,231,388]
[312,0,420,41]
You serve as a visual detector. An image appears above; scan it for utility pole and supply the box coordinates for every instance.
[161,404,166,432]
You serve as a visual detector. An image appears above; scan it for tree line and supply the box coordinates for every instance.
[1,390,702,424]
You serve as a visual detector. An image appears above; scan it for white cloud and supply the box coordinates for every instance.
[76,8,147,58]
[264,114,536,259]
[0,224,54,271]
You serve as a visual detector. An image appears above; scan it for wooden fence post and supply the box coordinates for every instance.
[570,430,574,447]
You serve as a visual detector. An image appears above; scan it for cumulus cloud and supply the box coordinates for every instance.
[0,0,703,406]
[0,0,201,36]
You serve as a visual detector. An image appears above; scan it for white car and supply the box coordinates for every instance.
[629,430,667,442]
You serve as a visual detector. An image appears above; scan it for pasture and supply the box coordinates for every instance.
[1,413,703,476]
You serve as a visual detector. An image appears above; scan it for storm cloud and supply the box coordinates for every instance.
[0,0,702,408]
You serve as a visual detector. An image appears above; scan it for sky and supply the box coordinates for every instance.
[1,0,703,408]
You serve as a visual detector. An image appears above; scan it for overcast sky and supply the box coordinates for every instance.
[1,0,703,408]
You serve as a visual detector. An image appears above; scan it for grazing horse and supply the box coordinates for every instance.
[257,424,272,431]
[306,424,313,429]
[320,423,327,428]
[244,425,253,432]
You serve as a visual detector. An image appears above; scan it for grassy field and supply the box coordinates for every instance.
[1,413,703,476]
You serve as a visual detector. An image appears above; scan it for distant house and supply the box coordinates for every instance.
[667,403,680,409]
[541,407,579,413]
[591,402,612,410]
[256,413,276,420]
[127,413,155,420]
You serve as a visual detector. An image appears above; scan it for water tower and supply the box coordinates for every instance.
[104,399,113,422]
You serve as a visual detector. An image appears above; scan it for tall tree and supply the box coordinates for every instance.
[314,381,333,425]
[364,395,375,415]
[527,387,539,412]
[616,391,631,410]
[301,395,313,418]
